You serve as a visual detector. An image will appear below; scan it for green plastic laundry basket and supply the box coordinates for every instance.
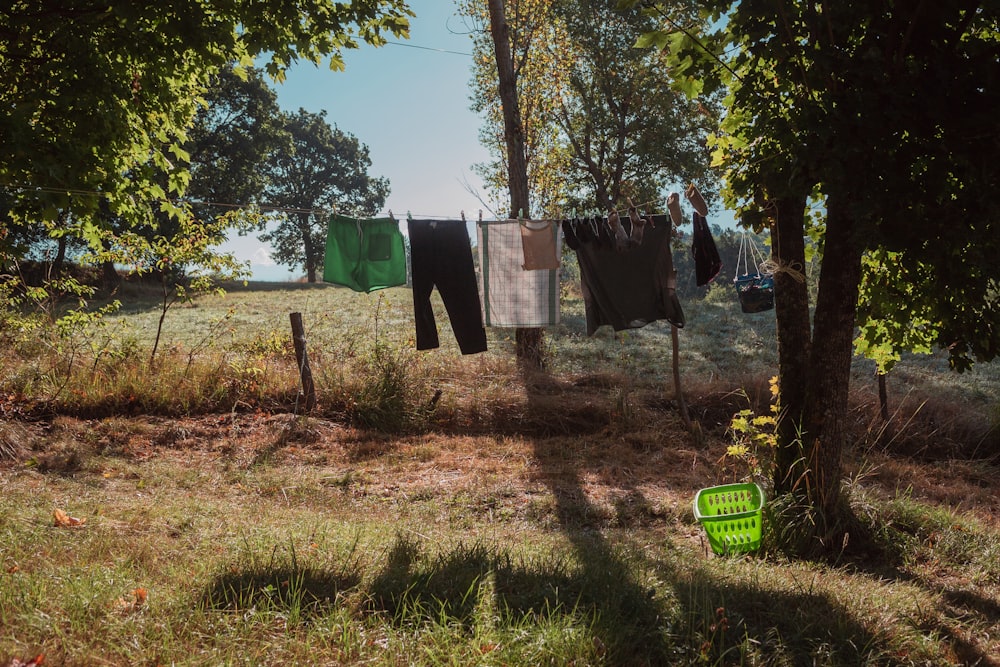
[693,483,765,555]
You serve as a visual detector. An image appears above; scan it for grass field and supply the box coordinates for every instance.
[1,280,999,665]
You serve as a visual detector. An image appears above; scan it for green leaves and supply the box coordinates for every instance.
[1,1,411,232]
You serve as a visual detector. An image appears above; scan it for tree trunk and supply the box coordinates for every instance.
[488,0,544,370]
[800,191,864,542]
[488,0,530,218]
[877,372,889,421]
[302,212,317,283]
[53,235,68,274]
[771,196,812,494]
[102,259,121,292]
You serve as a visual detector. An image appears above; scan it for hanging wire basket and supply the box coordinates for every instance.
[734,273,775,313]
[734,231,775,313]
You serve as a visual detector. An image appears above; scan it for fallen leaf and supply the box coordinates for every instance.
[114,587,148,612]
[6,564,19,574]
[5,655,44,667]
[53,508,85,528]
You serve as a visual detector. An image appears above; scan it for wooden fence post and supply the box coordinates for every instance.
[289,312,316,412]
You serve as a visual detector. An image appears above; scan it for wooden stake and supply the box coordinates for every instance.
[289,312,316,412]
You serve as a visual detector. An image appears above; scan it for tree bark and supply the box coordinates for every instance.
[101,259,121,292]
[878,372,889,422]
[302,212,317,283]
[488,0,543,369]
[770,196,812,494]
[800,191,864,538]
[488,0,530,219]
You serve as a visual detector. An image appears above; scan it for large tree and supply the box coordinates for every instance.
[261,109,389,283]
[465,0,716,369]
[462,0,716,215]
[0,0,410,244]
[632,1,1000,554]
[551,0,717,210]
[185,66,289,222]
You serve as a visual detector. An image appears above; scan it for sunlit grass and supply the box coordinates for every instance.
[1,279,999,664]
[3,441,998,665]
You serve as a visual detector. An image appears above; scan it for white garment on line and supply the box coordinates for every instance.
[478,220,561,328]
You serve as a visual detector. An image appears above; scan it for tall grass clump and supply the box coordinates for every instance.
[315,294,431,433]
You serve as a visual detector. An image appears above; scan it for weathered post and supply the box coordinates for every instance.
[289,312,316,411]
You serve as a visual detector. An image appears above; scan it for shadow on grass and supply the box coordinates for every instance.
[201,560,360,620]
[363,532,671,662]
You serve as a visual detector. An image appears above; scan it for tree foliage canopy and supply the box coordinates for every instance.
[639,0,1000,372]
[461,0,717,216]
[0,0,410,243]
[185,66,290,220]
[261,109,389,282]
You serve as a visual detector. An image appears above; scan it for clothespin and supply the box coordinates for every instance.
[407,210,412,221]
[388,209,395,221]
[478,209,483,223]
[461,210,466,222]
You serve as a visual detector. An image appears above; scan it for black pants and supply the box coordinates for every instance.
[408,219,488,354]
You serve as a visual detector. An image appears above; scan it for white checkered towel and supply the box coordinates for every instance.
[478,220,561,327]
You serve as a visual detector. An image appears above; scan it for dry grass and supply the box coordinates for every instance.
[1,282,999,665]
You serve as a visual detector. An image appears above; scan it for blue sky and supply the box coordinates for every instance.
[224,0,492,280]
[224,0,737,280]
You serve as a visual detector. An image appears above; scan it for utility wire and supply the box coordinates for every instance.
[385,40,471,57]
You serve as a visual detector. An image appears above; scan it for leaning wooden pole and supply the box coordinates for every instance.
[289,312,317,412]
[671,324,693,430]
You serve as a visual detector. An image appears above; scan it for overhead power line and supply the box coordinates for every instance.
[385,40,472,57]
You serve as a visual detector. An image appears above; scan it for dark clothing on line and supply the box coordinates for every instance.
[408,219,488,355]
[692,212,722,286]
[561,219,581,250]
[575,215,684,335]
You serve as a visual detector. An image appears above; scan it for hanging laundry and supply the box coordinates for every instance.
[574,214,685,335]
[627,205,647,248]
[561,219,582,250]
[685,183,709,217]
[518,219,560,270]
[408,219,488,355]
[479,220,560,328]
[607,209,630,253]
[692,212,723,286]
[666,192,684,227]
[323,214,407,293]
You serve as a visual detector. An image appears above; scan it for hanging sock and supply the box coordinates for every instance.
[608,209,630,253]
[667,192,684,227]
[627,204,647,249]
[685,183,709,217]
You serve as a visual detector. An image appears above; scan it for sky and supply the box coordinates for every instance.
[223,0,738,281]
[222,0,493,280]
